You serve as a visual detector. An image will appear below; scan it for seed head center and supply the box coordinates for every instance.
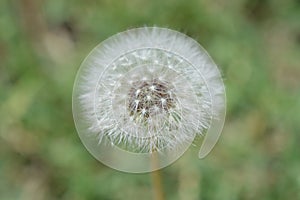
[128,79,175,121]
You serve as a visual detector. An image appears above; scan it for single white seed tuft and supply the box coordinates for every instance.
[149,85,156,91]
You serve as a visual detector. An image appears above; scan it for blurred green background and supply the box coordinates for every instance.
[1,0,300,199]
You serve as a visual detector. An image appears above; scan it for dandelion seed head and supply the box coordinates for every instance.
[72,27,226,173]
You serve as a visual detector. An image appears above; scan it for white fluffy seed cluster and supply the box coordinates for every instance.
[74,27,225,155]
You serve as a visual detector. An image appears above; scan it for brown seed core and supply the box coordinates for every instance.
[128,79,175,121]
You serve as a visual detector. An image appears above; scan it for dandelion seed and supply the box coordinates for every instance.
[72,27,226,173]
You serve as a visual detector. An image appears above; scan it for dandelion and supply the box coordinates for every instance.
[72,27,226,173]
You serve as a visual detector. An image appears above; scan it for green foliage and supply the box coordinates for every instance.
[0,0,300,199]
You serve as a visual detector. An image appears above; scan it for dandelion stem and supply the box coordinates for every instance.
[151,152,165,200]
[151,170,165,200]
